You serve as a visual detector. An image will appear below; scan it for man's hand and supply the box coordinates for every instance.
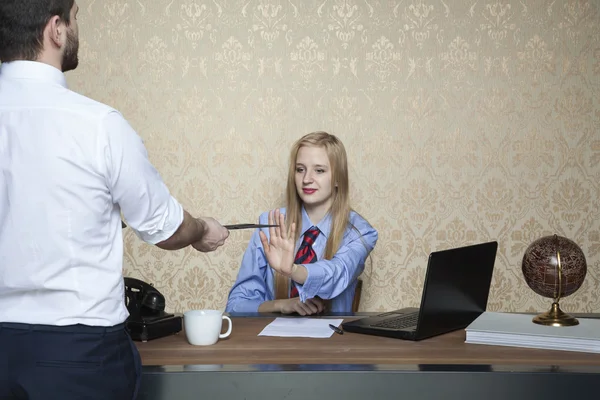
[259,209,296,276]
[278,297,324,316]
[191,217,229,252]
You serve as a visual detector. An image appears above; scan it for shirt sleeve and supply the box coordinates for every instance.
[101,111,183,244]
[225,226,273,313]
[297,219,378,302]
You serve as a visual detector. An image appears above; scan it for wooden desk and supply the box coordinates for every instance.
[137,316,600,366]
[136,316,600,400]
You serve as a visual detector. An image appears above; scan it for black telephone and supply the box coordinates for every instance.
[124,277,182,342]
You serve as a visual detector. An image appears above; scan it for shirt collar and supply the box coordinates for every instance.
[0,60,68,88]
[300,207,332,239]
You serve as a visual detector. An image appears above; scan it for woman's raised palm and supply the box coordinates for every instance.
[259,209,296,276]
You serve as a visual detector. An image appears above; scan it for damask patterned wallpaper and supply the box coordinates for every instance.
[67,0,600,313]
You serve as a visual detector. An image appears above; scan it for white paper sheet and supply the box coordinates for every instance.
[258,317,344,338]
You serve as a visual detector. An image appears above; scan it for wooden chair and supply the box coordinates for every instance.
[352,278,363,313]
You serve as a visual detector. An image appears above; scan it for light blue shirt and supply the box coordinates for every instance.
[226,207,378,313]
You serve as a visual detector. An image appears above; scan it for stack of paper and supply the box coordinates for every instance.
[258,317,344,338]
[465,312,600,354]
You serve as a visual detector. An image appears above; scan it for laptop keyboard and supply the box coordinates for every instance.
[371,312,419,329]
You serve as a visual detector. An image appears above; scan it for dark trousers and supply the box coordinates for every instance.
[0,322,141,400]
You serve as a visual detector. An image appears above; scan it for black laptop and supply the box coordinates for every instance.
[342,241,498,341]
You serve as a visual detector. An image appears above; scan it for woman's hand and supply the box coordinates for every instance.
[278,297,325,315]
[259,209,296,276]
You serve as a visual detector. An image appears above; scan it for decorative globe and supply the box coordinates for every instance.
[522,235,587,298]
[521,234,587,326]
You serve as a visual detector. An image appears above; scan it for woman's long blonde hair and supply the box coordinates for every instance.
[285,131,351,257]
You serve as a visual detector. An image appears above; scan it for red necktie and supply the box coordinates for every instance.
[290,227,320,298]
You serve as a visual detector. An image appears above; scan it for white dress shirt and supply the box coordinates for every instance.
[0,61,183,326]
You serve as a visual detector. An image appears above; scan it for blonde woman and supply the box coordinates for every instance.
[226,132,378,315]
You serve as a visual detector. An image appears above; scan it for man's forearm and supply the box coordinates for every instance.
[156,210,206,250]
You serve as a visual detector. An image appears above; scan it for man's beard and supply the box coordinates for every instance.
[61,28,79,72]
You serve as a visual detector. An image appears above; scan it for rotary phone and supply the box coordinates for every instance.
[124,277,182,342]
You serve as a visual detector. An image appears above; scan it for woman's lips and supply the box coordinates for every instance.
[303,188,317,194]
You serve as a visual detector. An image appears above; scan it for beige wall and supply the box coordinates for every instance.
[67,0,600,313]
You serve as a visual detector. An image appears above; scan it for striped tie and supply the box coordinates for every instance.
[290,227,320,298]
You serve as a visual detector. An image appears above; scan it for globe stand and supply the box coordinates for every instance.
[533,302,579,327]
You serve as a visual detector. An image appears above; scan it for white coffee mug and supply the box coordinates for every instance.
[184,310,232,346]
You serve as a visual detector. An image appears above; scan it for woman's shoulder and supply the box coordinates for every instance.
[345,211,378,248]
[348,210,377,233]
[348,210,372,225]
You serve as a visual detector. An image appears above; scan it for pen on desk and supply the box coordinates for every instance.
[329,324,343,335]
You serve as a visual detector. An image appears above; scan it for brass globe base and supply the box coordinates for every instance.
[533,302,579,327]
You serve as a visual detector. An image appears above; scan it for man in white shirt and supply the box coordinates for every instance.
[0,1,230,399]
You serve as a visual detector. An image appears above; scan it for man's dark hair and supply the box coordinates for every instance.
[0,0,74,63]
